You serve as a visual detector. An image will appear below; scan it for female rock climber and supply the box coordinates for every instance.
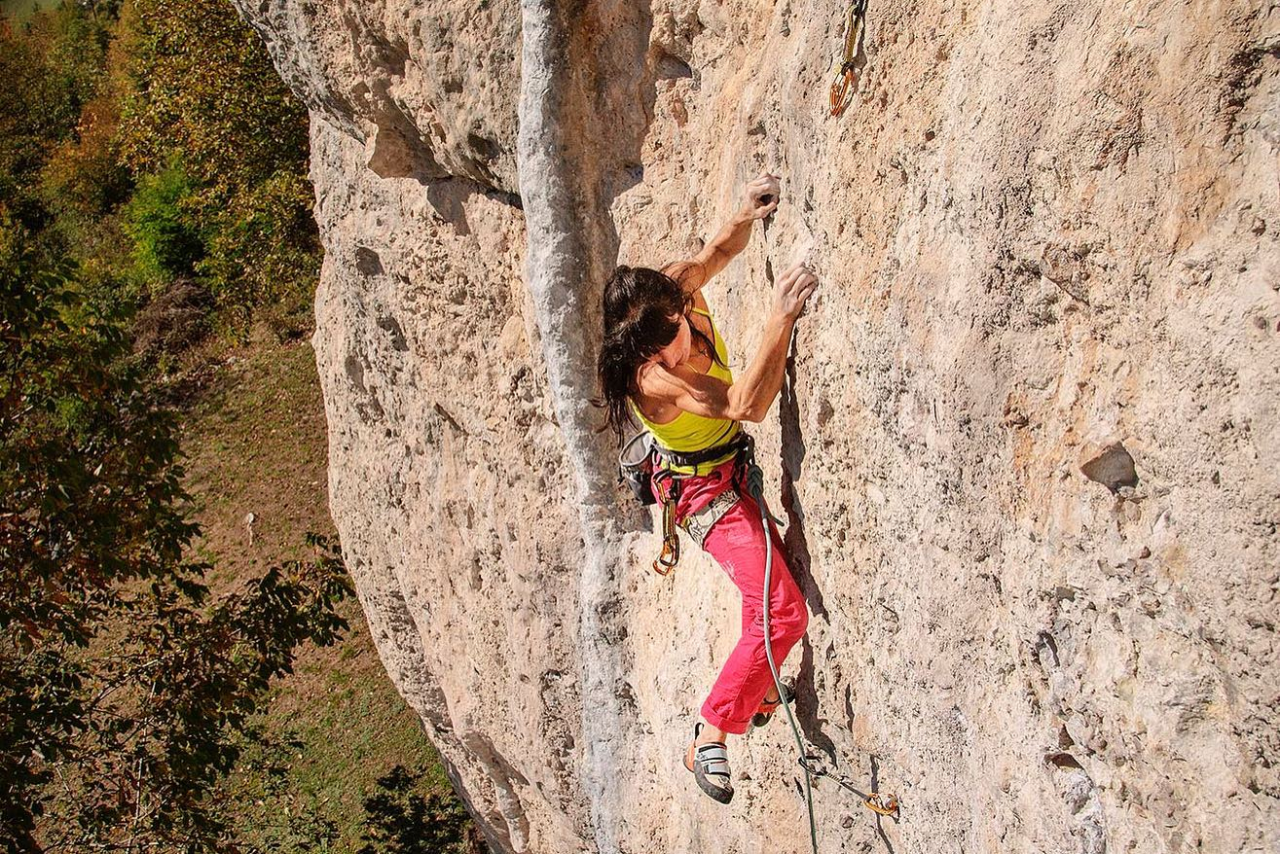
[596,173,818,804]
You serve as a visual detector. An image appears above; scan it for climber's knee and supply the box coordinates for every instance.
[775,562,808,642]
[792,601,809,640]
[766,597,807,645]
[781,601,808,644]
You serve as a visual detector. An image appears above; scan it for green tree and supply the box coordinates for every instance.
[3,1,322,345]
[0,7,113,252]
[122,159,202,284]
[116,0,308,191]
[116,0,318,335]
[0,234,351,851]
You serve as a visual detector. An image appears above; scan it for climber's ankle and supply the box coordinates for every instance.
[696,721,727,745]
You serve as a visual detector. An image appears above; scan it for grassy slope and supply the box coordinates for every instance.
[0,0,48,21]
[176,334,455,848]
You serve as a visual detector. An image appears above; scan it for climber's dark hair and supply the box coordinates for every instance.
[596,264,723,442]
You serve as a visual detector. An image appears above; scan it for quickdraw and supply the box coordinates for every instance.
[799,755,900,818]
[829,0,868,117]
[653,478,681,576]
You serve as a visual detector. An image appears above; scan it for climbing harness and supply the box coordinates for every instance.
[617,428,679,573]
[829,0,867,117]
[640,431,754,576]
[619,429,658,506]
[682,487,739,548]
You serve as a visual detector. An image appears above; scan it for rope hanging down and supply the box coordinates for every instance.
[755,205,898,854]
[829,0,867,117]
[745,459,899,854]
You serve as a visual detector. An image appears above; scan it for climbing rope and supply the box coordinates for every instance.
[746,433,900,853]
[829,0,867,117]
[744,459,819,853]
[749,209,897,854]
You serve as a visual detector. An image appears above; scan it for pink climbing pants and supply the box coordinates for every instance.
[653,458,810,735]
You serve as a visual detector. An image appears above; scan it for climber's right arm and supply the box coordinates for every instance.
[662,173,781,296]
[641,312,796,423]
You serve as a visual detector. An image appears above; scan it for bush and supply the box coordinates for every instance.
[117,0,309,192]
[41,91,132,218]
[112,0,319,339]
[198,169,321,340]
[5,1,322,349]
[358,766,482,854]
[121,159,202,285]
[0,7,110,244]
[129,276,213,358]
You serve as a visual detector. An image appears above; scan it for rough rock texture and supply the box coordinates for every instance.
[232,1,1280,851]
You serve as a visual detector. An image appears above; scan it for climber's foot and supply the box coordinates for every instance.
[684,722,733,804]
[751,680,794,728]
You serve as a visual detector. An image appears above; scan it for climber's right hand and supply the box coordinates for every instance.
[773,262,818,320]
[742,173,781,220]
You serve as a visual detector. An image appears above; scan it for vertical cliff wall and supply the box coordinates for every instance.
[231,1,1279,851]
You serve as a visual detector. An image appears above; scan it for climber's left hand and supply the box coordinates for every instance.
[742,173,781,219]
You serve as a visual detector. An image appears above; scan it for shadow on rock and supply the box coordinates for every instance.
[779,342,841,759]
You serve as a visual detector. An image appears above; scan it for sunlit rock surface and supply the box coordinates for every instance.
[232,1,1279,851]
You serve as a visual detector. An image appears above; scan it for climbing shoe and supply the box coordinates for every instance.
[751,680,795,729]
[683,722,733,804]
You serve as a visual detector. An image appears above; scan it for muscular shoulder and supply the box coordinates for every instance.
[661,259,709,296]
[633,361,682,422]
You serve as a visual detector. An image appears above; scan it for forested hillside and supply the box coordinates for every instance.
[222,0,1278,851]
[0,2,477,850]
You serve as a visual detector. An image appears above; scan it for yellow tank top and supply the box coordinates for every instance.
[630,306,741,475]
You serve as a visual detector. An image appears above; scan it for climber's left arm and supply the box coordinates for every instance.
[663,173,780,296]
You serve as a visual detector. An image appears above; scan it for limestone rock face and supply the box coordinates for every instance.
[232,1,1279,852]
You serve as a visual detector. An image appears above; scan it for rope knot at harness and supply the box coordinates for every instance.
[742,459,784,529]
